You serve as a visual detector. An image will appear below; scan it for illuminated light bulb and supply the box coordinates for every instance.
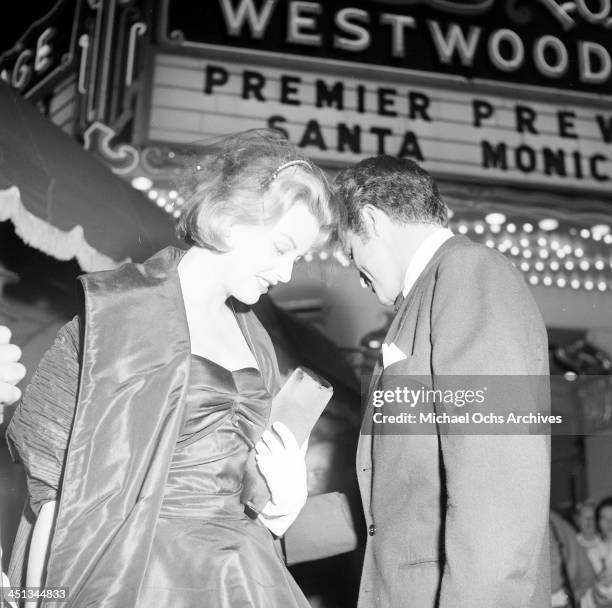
[520,262,530,272]
[579,260,590,271]
[520,238,529,247]
[563,244,572,254]
[604,234,612,244]
[490,224,501,234]
[537,237,547,247]
[550,240,560,250]
[550,261,560,271]
[523,223,534,233]
[574,248,584,257]
[176,197,185,206]
[528,275,539,285]
[570,279,580,289]
[556,277,566,288]
[131,176,153,191]
[506,223,516,233]
[543,276,553,286]
[539,249,549,259]
[168,190,178,200]
[510,246,520,256]
[591,224,610,240]
[565,261,575,271]
[333,250,350,267]
[156,198,165,207]
[598,281,607,292]
[535,261,545,271]
[485,240,495,248]
[556,249,566,259]
[168,151,176,159]
[485,212,506,225]
[474,223,485,234]
[304,253,313,262]
[564,371,577,381]
[580,228,590,239]
[458,224,468,234]
[164,203,173,213]
[595,260,605,271]
[522,250,533,259]
[147,190,158,200]
[172,210,181,219]
[319,251,329,260]
[584,279,594,290]
[539,218,559,231]
[447,209,454,219]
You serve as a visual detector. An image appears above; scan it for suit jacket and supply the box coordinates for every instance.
[356,236,551,608]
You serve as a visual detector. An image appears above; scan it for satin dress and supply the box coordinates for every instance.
[135,354,309,608]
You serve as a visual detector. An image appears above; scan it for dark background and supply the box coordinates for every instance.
[1,1,59,55]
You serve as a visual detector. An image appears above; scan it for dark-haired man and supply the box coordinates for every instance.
[333,156,551,607]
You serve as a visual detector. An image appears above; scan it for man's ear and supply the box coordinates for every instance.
[361,204,384,238]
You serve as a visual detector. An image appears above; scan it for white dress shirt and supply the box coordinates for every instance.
[402,227,454,297]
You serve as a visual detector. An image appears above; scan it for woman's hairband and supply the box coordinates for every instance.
[261,159,312,191]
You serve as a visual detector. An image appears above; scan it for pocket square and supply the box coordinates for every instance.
[381,342,407,368]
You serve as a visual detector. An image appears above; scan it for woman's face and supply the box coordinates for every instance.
[577,505,596,538]
[599,506,612,541]
[224,203,321,305]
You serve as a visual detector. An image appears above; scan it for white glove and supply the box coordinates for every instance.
[0,327,26,423]
[255,422,308,536]
[1,547,18,608]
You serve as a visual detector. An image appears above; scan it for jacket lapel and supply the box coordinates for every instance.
[356,236,469,511]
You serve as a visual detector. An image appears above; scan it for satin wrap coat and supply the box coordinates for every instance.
[7,247,281,607]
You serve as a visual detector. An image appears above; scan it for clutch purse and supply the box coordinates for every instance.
[282,492,359,565]
[241,366,333,514]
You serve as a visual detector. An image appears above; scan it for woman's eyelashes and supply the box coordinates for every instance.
[274,239,293,257]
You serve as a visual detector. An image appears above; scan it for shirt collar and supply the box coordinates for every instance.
[402,228,454,297]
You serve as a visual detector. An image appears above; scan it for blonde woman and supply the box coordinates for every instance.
[7,131,339,607]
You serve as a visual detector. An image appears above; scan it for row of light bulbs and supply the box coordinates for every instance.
[135,180,611,292]
[449,217,611,292]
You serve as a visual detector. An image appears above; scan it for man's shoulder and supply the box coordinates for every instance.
[438,236,509,268]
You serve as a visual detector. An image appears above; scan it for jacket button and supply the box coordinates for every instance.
[368,524,376,536]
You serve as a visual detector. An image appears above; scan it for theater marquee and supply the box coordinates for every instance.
[142,0,612,193]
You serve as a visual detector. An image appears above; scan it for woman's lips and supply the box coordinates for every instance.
[256,276,276,293]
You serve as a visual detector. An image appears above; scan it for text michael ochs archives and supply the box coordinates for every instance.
[362,376,567,435]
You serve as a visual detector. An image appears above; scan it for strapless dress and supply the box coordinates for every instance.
[136,355,309,607]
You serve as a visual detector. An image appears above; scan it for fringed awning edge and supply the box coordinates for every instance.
[0,186,129,272]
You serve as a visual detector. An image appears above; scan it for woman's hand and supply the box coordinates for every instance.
[0,326,26,412]
[254,422,308,535]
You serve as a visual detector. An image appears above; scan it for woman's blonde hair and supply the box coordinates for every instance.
[177,129,337,250]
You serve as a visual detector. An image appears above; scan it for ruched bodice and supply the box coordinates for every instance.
[160,355,271,519]
[137,355,310,608]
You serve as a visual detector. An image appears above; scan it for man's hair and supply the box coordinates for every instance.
[332,156,448,235]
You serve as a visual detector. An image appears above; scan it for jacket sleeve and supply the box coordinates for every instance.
[430,246,551,608]
[5,317,81,516]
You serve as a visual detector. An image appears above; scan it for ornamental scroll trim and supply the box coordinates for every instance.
[83,121,139,175]
[0,186,126,271]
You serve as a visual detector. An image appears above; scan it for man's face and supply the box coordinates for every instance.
[345,228,403,306]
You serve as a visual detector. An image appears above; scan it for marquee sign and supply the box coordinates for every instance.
[158,0,612,97]
[144,52,612,193]
[0,0,83,100]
